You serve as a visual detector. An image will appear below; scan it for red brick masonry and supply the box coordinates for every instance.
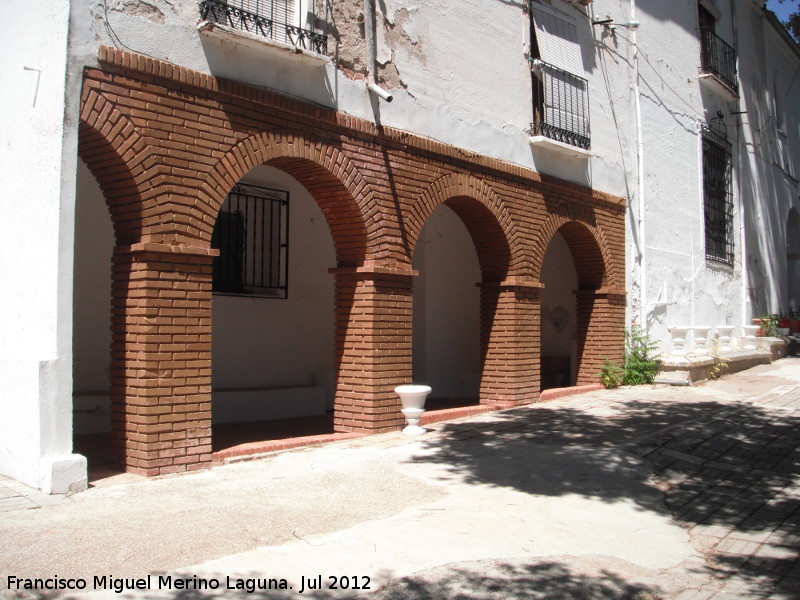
[78,47,626,475]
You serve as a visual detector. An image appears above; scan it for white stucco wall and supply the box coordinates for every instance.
[0,0,86,492]
[412,205,481,400]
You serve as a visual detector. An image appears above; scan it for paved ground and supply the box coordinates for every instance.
[0,358,798,600]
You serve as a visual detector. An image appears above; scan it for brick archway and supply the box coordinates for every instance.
[197,130,382,267]
[407,174,538,406]
[532,202,620,290]
[533,209,626,385]
[407,173,522,279]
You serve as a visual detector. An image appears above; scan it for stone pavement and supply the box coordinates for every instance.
[0,358,798,600]
[0,475,71,513]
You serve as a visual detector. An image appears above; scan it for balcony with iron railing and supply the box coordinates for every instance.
[529,59,591,154]
[199,0,329,55]
[699,28,738,96]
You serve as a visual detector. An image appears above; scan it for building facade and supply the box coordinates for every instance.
[0,0,796,492]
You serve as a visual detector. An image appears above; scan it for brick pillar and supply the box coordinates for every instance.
[111,243,216,475]
[575,288,627,385]
[331,266,415,433]
[479,278,543,406]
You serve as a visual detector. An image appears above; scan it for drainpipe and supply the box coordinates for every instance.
[733,0,750,327]
[364,0,393,102]
[631,0,646,326]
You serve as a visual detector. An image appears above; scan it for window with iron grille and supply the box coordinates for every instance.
[212,183,289,298]
[701,126,734,266]
[698,2,738,94]
[199,0,329,54]
[528,3,590,149]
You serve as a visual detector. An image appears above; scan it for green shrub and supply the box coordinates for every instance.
[599,324,662,387]
[622,324,662,385]
[599,357,624,389]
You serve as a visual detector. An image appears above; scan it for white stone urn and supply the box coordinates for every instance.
[668,326,692,355]
[715,326,734,351]
[394,385,432,435]
[692,326,712,354]
[741,325,760,350]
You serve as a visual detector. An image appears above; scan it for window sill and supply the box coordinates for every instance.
[698,72,739,100]
[528,136,593,158]
[197,20,331,67]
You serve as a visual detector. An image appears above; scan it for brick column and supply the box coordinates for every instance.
[331,266,415,433]
[479,278,543,406]
[575,288,627,385]
[111,243,216,475]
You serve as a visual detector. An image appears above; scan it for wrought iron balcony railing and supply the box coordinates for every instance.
[699,28,738,94]
[200,0,329,55]
[530,59,590,150]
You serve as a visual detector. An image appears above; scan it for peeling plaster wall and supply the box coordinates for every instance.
[624,0,740,351]
[64,0,638,194]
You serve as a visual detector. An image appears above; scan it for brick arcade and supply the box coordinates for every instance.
[78,47,627,475]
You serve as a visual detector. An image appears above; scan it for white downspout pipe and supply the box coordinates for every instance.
[631,0,646,326]
[364,0,393,102]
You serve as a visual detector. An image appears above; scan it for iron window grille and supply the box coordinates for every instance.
[701,126,734,266]
[199,0,330,54]
[211,183,289,299]
[699,28,738,94]
[530,59,590,150]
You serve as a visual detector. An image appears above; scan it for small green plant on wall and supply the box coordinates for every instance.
[708,337,729,380]
[599,323,662,388]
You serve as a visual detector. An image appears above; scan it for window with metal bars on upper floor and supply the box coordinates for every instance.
[199,0,330,54]
[211,183,289,299]
[701,125,734,266]
[528,1,590,150]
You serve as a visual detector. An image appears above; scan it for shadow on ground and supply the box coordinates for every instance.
[28,562,663,600]
[413,390,800,597]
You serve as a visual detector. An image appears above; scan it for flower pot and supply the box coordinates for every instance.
[753,318,767,337]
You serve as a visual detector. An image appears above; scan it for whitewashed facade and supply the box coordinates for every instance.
[0,0,797,491]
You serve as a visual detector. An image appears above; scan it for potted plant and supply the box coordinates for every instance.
[754,314,779,337]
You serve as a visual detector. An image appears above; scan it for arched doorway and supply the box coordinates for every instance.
[210,164,337,452]
[412,203,481,409]
[540,231,579,389]
[536,218,617,387]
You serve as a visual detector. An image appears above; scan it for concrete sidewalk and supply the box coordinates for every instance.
[1,358,798,600]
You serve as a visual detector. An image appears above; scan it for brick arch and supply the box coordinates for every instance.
[406,173,521,281]
[78,87,160,245]
[197,131,381,267]
[532,204,618,290]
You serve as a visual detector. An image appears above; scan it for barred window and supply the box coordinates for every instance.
[528,2,590,150]
[701,126,734,266]
[212,183,289,299]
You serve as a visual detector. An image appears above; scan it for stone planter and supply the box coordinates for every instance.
[741,325,760,349]
[715,325,734,351]
[692,326,712,354]
[668,326,692,355]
